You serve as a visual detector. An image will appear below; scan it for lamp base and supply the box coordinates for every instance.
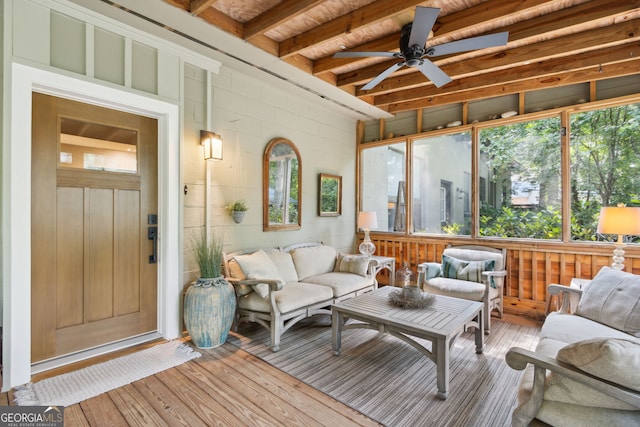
[359,240,376,256]
[611,243,626,270]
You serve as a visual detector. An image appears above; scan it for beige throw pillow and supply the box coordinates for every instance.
[234,249,283,298]
[557,338,640,392]
[576,267,640,337]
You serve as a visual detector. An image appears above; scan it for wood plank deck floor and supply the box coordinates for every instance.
[1,343,380,426]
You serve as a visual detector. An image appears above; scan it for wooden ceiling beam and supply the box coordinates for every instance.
[344,17,640,92]
[278,0,424,58]
[244,0,324,41]
[374,42,640,106]
[387,58,640,113]
[189,0,218,16]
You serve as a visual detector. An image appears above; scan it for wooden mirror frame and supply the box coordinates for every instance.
[318,173,342,216]
[263,137,302,231]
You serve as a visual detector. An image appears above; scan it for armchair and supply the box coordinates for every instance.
[418,245,506,334]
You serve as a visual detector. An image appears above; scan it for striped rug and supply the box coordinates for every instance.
[228,316,540,427]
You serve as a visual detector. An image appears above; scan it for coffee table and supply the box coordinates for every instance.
[331,286,484,399]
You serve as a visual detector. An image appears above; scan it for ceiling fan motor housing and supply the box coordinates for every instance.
[400,23,425,67]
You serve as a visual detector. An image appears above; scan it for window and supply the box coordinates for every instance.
[361,142,405,231]
[569,102,640,241]
[479,117,561,239]
[412,132,471,235]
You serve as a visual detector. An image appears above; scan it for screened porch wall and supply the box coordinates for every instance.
[361,234,640,321]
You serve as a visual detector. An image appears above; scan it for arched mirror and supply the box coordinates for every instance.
[263,137,302,231]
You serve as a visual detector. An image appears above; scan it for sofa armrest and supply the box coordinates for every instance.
[506,346,640,426]
[547,283,583,313]
[418,262,442,280]
[226,278,284,292]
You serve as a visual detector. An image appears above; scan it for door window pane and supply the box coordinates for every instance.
[570,103,640,241]
[59,117,138,173]
[361,143,405,231]
[479,117,562,239]
[412,132,471,235]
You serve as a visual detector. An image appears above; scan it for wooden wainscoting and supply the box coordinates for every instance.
[363,234,640,321]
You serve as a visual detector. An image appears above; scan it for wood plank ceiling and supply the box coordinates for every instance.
[163,0,640,115]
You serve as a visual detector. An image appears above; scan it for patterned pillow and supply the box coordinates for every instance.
[441,254,495,287]
[576,267,640,337]
[337,254,369,277]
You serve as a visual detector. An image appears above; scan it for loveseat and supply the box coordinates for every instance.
[223,242,377,351]
[506,267,640,426]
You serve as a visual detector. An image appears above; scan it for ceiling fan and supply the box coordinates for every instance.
[333,6,509,90]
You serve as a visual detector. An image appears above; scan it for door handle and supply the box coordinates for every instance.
[148,226,158,264]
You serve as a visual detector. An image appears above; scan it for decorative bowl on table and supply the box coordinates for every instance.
[389,286,434,309]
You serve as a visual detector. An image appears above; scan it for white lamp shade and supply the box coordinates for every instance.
[358,211,378,230]
[597,206,640,235]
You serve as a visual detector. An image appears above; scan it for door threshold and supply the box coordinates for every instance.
[30,332,164,378]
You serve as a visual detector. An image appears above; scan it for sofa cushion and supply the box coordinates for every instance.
[337,254,369,277]
[266,251,299,283]
[234,249,283,298]
[575,267,640,337]
[237,282,333,314]
[540,312,632,343]
[442,254,495,287]
[291,245,337,280]
[423,277,486,301]
[557,338,640,392]
[226,258,253,296]
[301,272,374,298]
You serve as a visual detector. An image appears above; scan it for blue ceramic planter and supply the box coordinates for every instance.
[184,277,236,349]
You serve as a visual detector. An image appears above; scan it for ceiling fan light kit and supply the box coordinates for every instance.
[334,7,509,90]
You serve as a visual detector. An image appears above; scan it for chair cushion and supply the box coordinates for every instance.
[291,245,337,280]
[444,247,504,271]
[234,249,283,298]
[442,254,496,287]
[541,312,632,344]
[237,282,333,314]
[336,254,369,277]
[557,338,640,392]
[575,267,640,337]
[301,272,374,298]
[423,277,486,301]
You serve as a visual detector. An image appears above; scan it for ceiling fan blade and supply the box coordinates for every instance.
[418,59,451,88]
[408,7,439,48]
[427,32,509,57]
[362,62,406,90]
[333,51,398,59]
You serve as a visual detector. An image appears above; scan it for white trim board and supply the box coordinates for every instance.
[2,62,181,391]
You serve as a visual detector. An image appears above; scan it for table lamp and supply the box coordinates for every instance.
[597,203,640,270]
[357,211,378,256]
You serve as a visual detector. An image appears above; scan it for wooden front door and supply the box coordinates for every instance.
[31,93,158,363]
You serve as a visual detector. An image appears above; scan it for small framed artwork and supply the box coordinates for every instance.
[319,173,342,216]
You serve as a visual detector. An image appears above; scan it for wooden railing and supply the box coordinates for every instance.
[363,233,640,321]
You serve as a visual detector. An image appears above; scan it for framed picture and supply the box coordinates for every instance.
[319,173,342,216]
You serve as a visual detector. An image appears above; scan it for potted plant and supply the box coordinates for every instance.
[183,227,236,349]
[227,200,248,224]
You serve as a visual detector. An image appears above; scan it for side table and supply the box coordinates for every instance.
[369,255,396,286]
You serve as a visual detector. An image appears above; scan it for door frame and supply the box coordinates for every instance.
[2,63,181,390]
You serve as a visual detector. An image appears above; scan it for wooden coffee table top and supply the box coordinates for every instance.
[333,286,483,338]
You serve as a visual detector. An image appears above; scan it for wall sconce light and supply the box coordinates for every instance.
[201,130,223,161]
